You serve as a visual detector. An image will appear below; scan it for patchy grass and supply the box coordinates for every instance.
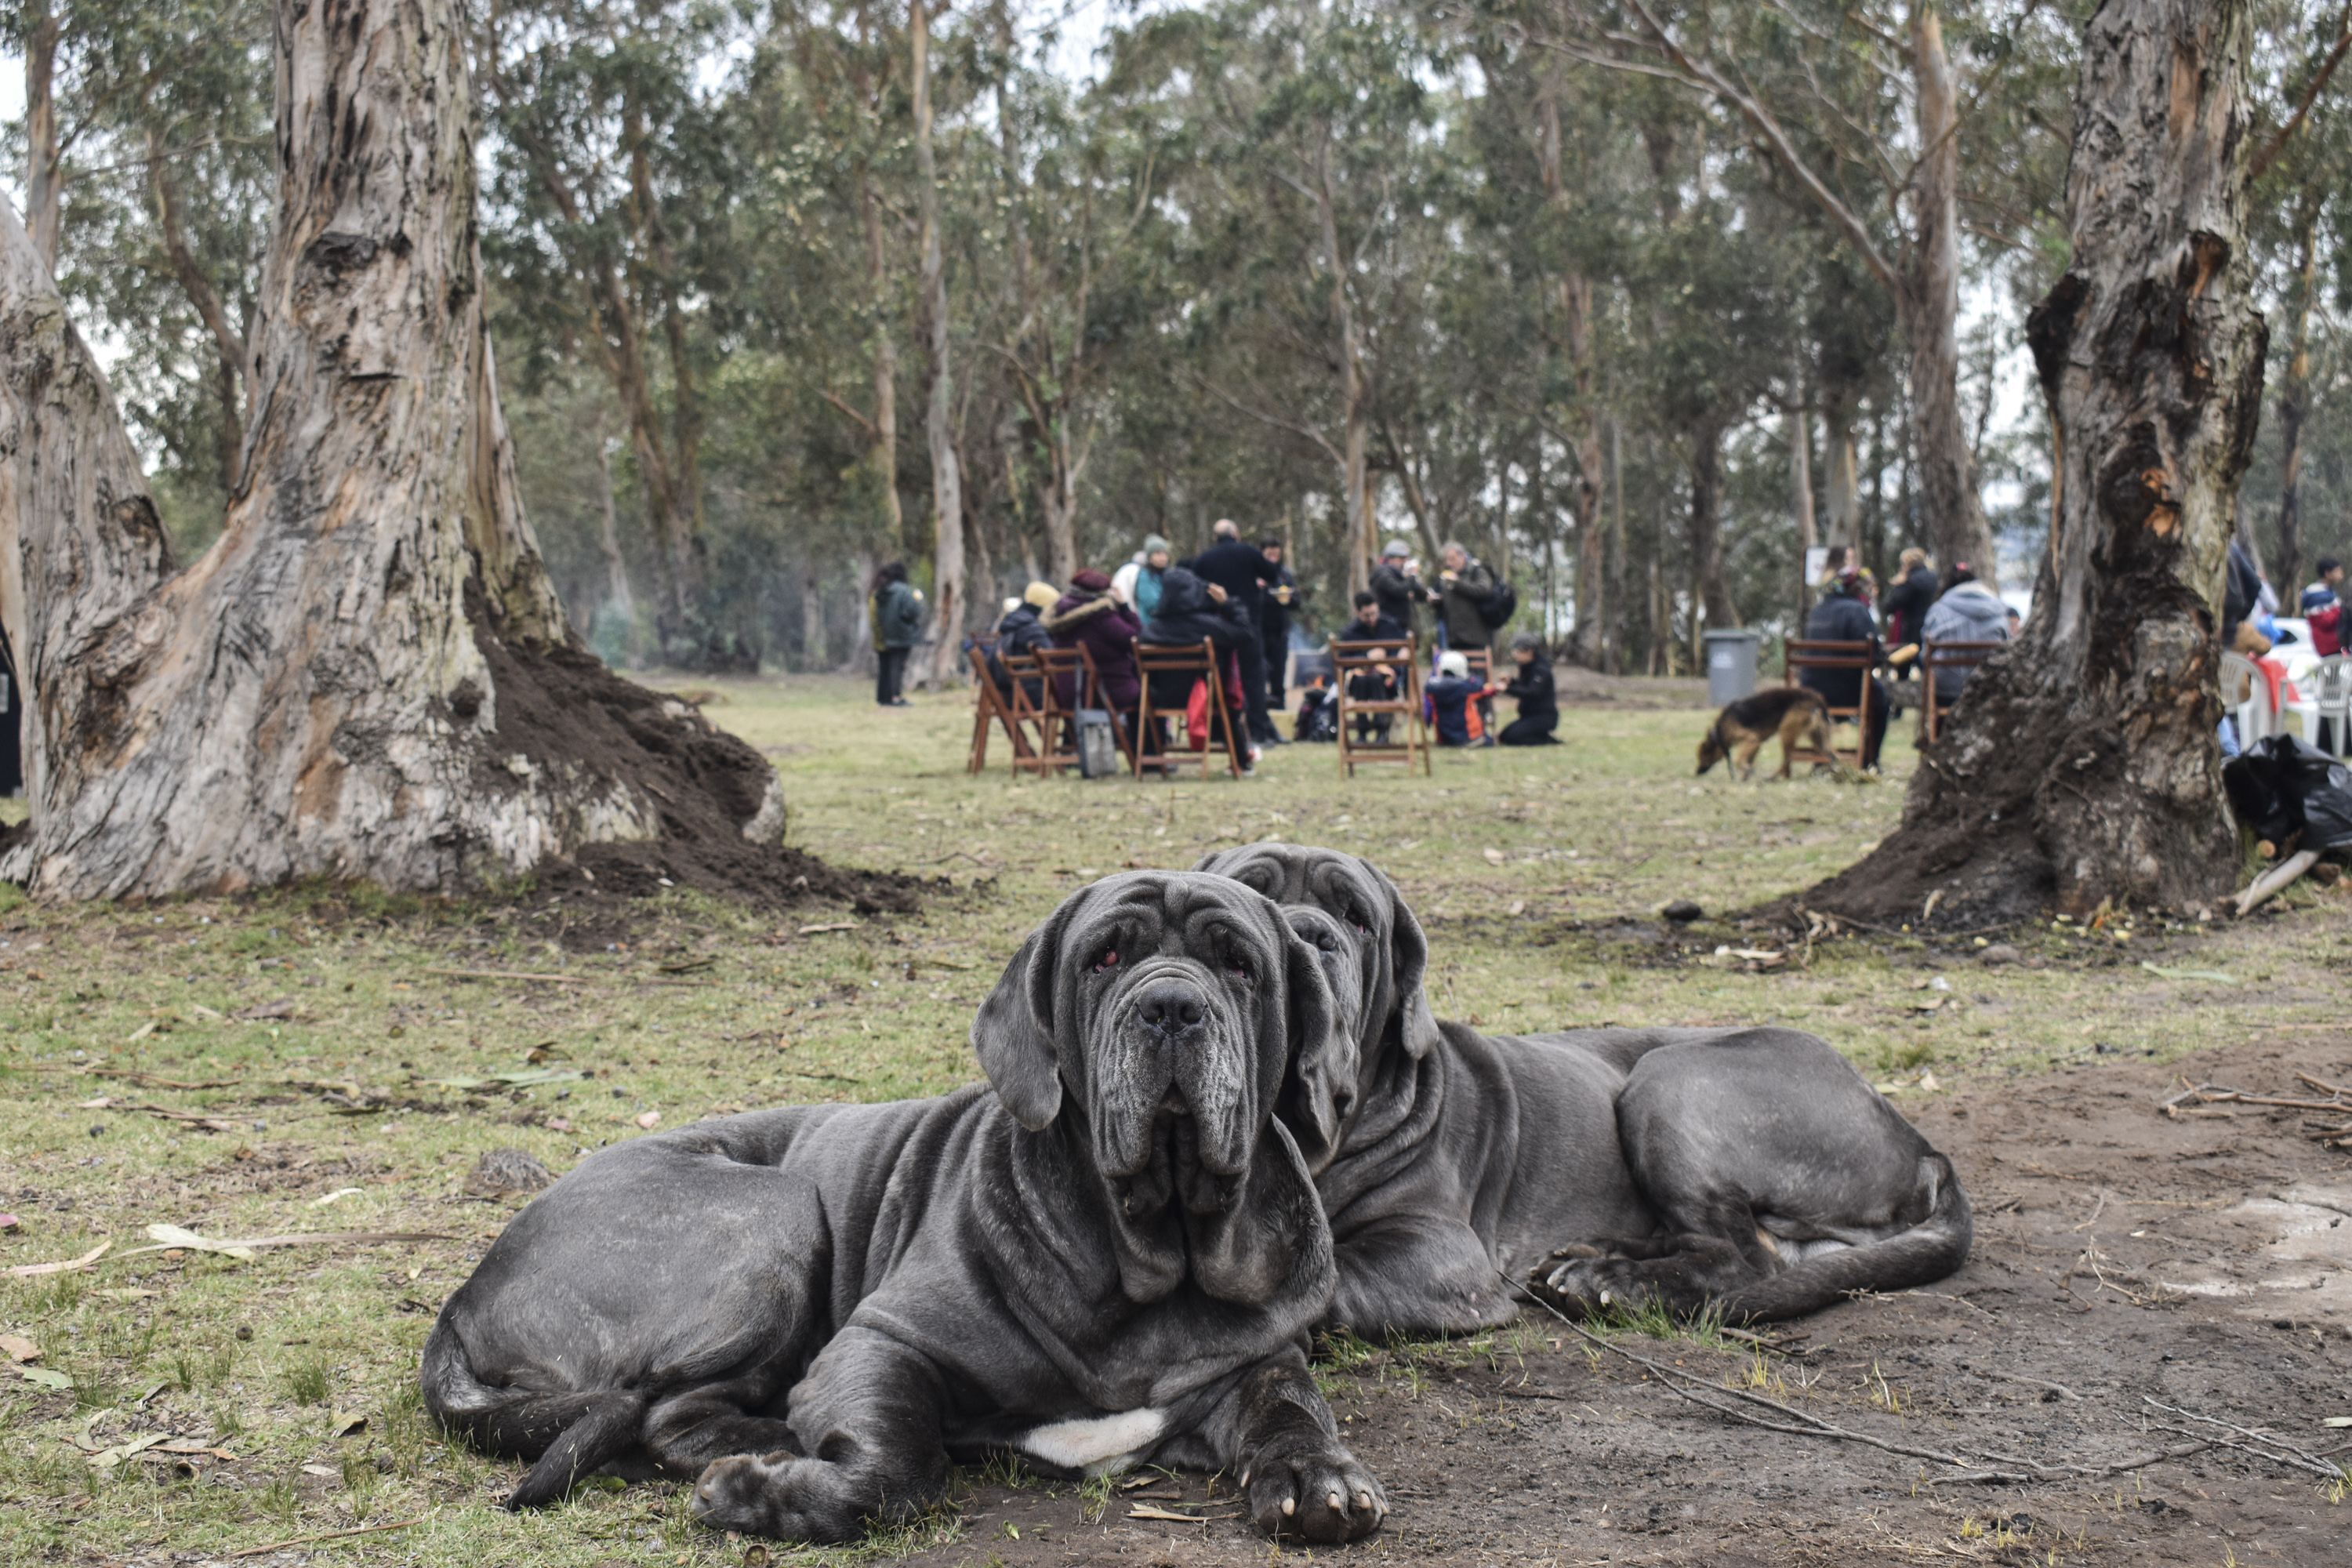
[0,671,2339,1564]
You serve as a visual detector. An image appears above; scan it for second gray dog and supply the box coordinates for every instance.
[1199,844,1971,1332]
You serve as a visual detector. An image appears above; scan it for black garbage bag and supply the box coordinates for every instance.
[2221,735,2352,850]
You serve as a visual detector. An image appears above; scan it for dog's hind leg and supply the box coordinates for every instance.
[642,1364,804,1478]
[691,1327,952,1542]
[1733,734,1764,782]
[1595,1027,1971,1322]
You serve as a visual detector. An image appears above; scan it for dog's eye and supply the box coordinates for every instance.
[1092,949,1119,973]
[1316,931,1338,953]
[1225,954,1253,981]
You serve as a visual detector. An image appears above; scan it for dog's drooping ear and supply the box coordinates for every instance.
[973,899,1076,1131]
[1279,916,1349,1169]
[1371,863,1442,1060]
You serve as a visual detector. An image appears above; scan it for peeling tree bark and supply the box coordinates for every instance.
[911,0,965,687]
[1806,0,2264,926]
[0,0,781,900]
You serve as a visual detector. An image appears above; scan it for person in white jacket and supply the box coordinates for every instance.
[1918,564,2010,704]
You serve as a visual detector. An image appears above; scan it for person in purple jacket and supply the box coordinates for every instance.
[1044,568,1144,715]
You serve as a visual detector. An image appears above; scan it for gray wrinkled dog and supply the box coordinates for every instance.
[422,871,1385,1544]
[1198,844,1970,1332]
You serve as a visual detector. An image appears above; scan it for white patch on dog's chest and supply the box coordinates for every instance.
[1015,1407,1169,1476]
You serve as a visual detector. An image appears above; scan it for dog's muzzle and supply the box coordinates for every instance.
[1099,972,1249,1218]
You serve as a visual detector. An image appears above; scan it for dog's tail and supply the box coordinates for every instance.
[1719,1152,1973,1322]
[422,1312,648,1509]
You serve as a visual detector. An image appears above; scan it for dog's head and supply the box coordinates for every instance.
[1193,845,1439,1156]
[973,871,1335,1303]
[1696,721,1727,775]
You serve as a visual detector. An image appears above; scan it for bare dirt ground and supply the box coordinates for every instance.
[907,1036,2352,1567]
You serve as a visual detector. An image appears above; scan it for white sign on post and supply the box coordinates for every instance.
[1803,546,1830,587]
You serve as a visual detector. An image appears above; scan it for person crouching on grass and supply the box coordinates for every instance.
[1496,633,1560,746]
[1425,651,1497,748]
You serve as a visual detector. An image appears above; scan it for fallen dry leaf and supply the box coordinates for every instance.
[1,1333,38,1363]
[7,1241,111,1278]
[328,1410,366,1439]
[299,1464,337,1479]
[1127,1505,1236,1523]
[75,1096,114,1109]
[635,1111,662,1130]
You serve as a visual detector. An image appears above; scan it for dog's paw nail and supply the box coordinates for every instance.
[1240,1469,1250,1487]
[1282,1497,1296,1517]
[1356,1488,1375,1512]
[1327,1490,1344,1509]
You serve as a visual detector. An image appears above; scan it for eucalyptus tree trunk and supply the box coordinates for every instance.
[1807,0,2263,926]
[1687,416,1733,634]
[24,2,63,270]
[911,0,965,687]
[1312,141,1373,601]
[2274,196,2320,595]
[0,0,781,899]
[1790,359,1818,622]
[1903,4,1995,576]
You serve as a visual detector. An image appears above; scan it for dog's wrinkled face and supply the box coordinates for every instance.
[1195,846,1439,1158]
[972,872,1333,1302]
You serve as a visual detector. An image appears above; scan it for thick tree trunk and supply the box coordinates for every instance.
[591,411,633,621]
[2274,198,2319,596]
[1806,0,2263,927]
[911,0,965,687]
[1820,385,1861,548]
[857,170,906,550]
[147,129,252,493]
[1790,360,1817,622]
[1904,3,1998,577]
[1687,416,1734,634]
[1313,145,1373,601]
[0,0,782,898]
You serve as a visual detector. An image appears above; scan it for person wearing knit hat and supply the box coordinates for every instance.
[1798,561,1889,770]
[1044,568,1143,714]
[1023,581,1059,612]
[1111,535,1173,622]
[1370,539,1432,639]
[984,576,1060,706]
[1425,650,1497,747]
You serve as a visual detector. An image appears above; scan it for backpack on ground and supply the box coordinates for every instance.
[1075,710,1120,778]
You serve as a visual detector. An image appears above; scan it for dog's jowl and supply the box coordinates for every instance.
[420,871,1385,1544]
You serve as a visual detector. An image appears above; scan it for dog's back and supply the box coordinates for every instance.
[1699,687,1832,779]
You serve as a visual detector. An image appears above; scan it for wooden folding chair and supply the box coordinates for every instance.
[1919,639,2005,742]
[967,639,1036,775]
[1132,638,1245,780]
[1012,648,1128,776]
[1784,639,1875,770]
[1331,637,1431,778]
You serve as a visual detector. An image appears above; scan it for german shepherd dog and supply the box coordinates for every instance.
[1696,687,1841,781]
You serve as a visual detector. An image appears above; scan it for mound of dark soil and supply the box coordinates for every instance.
[471,605,927,917]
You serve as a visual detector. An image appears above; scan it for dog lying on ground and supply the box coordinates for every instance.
[1696,686,1840,780]
[421,872,1385,1544]
[1197,844,1970,1333]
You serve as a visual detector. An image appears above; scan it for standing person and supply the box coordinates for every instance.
[869,561,924,708]
[1800,564,1889,771]
[1436,541,1499,655]
[1496,633,1560,746]
[1258,536,1302,710]
[1881,548,1940,647]
[2301,557,2344,616]
[1917,563,2010,707]
[1112,535,1172,622]
[1191,518,1285,746]
[1370,539,1432,637]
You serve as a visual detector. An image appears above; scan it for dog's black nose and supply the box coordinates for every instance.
[1135,982,1205,1035]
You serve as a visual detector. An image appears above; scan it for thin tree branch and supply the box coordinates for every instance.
[1185,372,1345,466]
[2249,9,2352,182]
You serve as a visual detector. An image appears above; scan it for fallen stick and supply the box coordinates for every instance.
[2235,848,2318,916]
[420,966,710,989]
[230,1517,424,1558]
[2142,1398,2347,1479]
[2296,1071,2349,1095]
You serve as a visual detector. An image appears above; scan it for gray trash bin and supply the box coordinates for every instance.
[1702,628,1761,706]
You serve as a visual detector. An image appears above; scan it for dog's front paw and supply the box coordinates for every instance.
[690,1453,853,1543]
[1242,1434,1385,1542]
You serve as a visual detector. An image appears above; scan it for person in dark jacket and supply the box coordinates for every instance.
[987,581,1060,702]
[1340,590,1410,648]
[1258,537,1302,709]
[1436,541,1499,654]
[1141,567,1254,764]
[869,561,924,707]
[1497,633,1559,746]
[1370,539,1433,637]
[1044,568,1143,713]
[1339,592,1410,744]
[1879,549,1940,648]
[1190,519,1285,745]
[1799,565,1889,769]
[2223,538,2269,654]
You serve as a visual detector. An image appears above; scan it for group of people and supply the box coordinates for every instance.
[873,518,1556,763]
[1796,546,2014,770]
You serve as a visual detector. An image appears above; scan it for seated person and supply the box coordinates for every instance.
[1140,567,1252,755]
[1800,565,1888,770]
[1425,650,1497,748]
[1497,633,1560,746]
[1917,563,2009,706]
[1338,593,1411,744]
[986,581,1060,702]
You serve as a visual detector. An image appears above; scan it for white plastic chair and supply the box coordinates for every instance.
[2221,649,2276,745]
[2312,655,2352,757]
